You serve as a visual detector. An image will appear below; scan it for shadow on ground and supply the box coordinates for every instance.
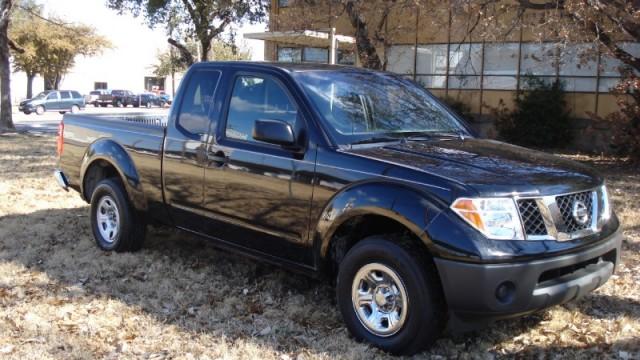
[1,205,638,358]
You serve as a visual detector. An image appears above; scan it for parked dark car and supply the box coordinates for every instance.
[54,62,621,355]
[135,93,166,108]
[95,89,137,107]
[19,90,85,115]
[157,92,172,104]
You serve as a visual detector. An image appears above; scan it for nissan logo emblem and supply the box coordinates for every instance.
[571,200,589,225]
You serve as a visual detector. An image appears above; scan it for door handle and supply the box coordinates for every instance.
[208,150,227,168]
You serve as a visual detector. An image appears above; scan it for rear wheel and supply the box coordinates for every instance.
[23,111,31,115]
[35,105,45,115]
[336,235,445,355]
[70,105,80,114]
[146,102,152,108]
[59,111,66,114]
[90,178,146,252]
[115,100,123,108]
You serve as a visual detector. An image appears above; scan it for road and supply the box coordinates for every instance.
[12,105,169,134]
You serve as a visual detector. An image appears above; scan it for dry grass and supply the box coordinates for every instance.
[0,133,638,359]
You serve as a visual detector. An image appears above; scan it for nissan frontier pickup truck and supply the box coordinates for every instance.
[54,62,622,355]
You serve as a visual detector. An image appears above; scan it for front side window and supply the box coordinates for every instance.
[294,70,467,145]
[177,70,221,135]
[225,75,298,142]
[46,92,59,100]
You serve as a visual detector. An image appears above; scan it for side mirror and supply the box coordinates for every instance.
[253,119,295,147]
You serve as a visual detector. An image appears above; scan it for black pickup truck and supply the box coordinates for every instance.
[55,62,621,355]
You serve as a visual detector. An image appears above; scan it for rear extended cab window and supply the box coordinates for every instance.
[176,69,221,135]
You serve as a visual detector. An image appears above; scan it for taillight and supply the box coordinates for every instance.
[56,121,64,157]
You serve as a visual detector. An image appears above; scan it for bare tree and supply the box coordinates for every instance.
[0,0,14,132]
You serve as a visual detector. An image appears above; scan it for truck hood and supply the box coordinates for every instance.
[345,138,602,196]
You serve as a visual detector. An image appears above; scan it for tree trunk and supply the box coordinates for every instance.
[0,1,14,132]
[44,74,61,90]
[200,37,211,62]
[26,72,34,99]
[343,0,383,70]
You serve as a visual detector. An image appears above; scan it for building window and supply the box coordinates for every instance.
[278,47,302,62]
[387,46,415,75]
[337,49,355,65]
[144,76,165,92]
[483,43,519,90]
[94,82,107,90]
[448,43,482,89]
[386,40,630,94]
[278,0,290,8]
[303,47,329,63]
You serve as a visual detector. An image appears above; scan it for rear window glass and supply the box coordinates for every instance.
[177,70,221,135]
[72,91,82,98]
[60,91,71,99]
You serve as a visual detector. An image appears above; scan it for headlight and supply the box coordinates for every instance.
[600,184,611,223]
[451,197,524,240]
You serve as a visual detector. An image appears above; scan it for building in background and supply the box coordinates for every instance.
[246,0,638,145]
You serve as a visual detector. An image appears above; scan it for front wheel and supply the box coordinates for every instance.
[90,178,146,252]
[35,105,45,115]
[336,235,445,355]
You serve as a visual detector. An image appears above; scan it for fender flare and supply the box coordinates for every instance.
[315,181,447,260]
[79,138,147,212]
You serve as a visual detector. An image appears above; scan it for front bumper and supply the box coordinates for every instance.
[19,104,34,112]
[435,228,622,328]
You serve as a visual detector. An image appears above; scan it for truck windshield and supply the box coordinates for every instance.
[294,70,468,145]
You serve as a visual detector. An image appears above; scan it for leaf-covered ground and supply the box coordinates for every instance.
[0,133,638,359]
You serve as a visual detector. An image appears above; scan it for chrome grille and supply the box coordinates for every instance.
[516,189,599,241]
[556,191,593,233]
[517,199,547,236]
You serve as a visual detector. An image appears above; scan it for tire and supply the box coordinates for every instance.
[35,105,45,115]
[146,102,152,108]
[100,103,107,108]
[336,235,445,355]
[23,111,31,115]
[71,105,80,114]
[90,178,146,252]
[59,111,66,114]
[115,100,123,108]
[94,102,100,107]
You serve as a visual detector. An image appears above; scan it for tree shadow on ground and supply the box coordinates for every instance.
[0,206,637,358]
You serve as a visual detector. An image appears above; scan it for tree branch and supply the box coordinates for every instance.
[8,38,24,53]
[516,0,565,10]
[168,38,194,66]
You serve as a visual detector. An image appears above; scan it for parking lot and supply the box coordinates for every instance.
[11,105,169,134]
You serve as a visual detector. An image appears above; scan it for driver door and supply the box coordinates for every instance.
[202,71,317,265]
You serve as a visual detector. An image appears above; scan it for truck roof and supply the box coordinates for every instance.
[192,61,369,73]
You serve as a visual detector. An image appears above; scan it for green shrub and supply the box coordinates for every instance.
[442,96,474,122]
[496,76,573,148]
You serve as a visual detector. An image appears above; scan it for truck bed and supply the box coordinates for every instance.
[59,112,167,216]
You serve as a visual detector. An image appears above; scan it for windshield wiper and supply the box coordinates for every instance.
[406,131,466,141]
[350,136,400,145]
